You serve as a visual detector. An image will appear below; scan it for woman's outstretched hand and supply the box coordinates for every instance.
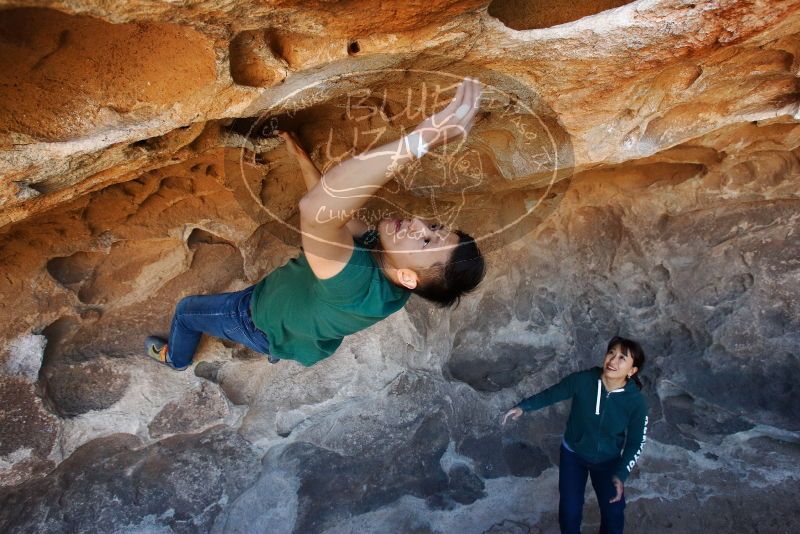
[410,76,482,153]
[502,407,523,425]
[609,476,624,503]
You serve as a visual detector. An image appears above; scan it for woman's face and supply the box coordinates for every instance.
[603,344,638,382]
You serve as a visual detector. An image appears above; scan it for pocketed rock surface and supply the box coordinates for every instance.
[1,1,799,532]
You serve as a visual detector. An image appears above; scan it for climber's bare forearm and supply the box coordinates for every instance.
[299,135,415,229]
[296,155,322,192]
[300,77,480,229]
[294,151,369,237]
[278,130,324,192]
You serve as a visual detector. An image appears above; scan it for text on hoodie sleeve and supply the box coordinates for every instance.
[614,396,649,483]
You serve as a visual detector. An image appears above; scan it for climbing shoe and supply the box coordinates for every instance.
[145,336,190,371]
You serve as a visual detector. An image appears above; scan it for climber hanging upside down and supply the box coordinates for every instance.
[146,77,486,369]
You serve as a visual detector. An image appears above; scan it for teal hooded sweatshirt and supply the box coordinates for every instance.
[515,367,648,482]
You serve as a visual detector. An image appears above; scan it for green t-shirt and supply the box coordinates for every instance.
[250,231,411,366]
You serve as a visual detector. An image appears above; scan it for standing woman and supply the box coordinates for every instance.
[502,336,648,534]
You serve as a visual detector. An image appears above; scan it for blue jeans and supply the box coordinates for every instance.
[559,443,626,534]
[167,285,272,368]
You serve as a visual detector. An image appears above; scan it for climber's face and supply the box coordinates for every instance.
[376,217,459,287]
[603,344,638,382]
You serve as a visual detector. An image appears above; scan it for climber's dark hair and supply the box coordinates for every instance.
[412,229,485,309]
[606,336,646,389]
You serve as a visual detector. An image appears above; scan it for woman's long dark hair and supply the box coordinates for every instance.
[607,336,646,389]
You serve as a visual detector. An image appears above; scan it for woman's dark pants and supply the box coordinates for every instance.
[559,444,626,534]
[166,285,272,368]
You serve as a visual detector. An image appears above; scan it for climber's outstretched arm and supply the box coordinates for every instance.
[298,76,481,278]
[278,130,368,238]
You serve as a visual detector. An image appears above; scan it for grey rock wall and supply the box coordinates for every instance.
[1,118,798,533]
